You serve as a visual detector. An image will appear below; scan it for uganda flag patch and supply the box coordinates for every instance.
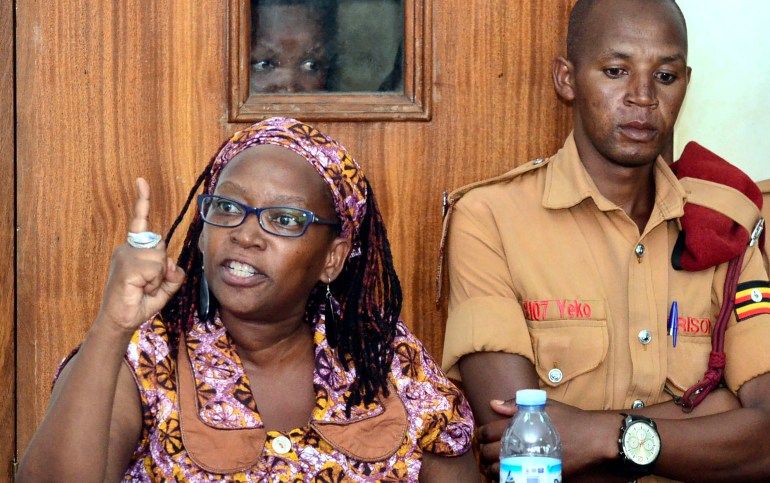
[735,281,770,321]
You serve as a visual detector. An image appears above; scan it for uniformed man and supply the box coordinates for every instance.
[441,0,770,481]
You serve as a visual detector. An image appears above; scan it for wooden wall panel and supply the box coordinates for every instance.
[15,0,228,452]
[1,0,15,477]
[15,0,575,458]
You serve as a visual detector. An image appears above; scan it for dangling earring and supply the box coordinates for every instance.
[199,259,211,320]
[325,276,337,325]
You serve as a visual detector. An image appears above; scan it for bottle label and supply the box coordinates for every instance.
[500,456,562,483]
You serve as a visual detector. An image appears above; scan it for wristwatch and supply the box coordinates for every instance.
[615,413,661,478]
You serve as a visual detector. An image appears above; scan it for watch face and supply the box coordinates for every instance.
[622,420,661,465]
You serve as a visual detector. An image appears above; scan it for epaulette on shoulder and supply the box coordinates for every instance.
[758,178,770,196]
[442,157,550,215]
[436,156,550,304]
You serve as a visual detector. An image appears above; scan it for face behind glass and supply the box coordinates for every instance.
[250,5,329,93]
[198,144,339,323]
[569,0,689,169]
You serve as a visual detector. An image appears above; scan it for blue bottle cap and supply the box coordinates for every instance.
[515,389,547,406]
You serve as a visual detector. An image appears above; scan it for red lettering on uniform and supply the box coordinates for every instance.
[575,300,590,317]
[676,316,713,335]
[540,301,549,317]
[523,300,549,321]
[526,300,593,320]
[556,299,566,317]
[567,301,576,317]
[689,317,699,333]
[556,299,592,319]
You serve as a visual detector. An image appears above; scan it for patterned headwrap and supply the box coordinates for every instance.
[207,118,367,256]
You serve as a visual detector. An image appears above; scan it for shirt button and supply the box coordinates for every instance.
[271,435,292,455]
[632,399,645,409]
[548,368,563,383]
[638,330,652,345]
[635,243,645,257]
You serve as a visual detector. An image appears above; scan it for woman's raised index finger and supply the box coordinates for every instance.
[129,177,152,233]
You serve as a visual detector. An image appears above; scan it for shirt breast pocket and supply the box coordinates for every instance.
[666,333,712,393]
[525,300,608,408]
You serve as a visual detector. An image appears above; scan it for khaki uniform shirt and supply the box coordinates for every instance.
[443,134,770,412]
[758,178,770,273]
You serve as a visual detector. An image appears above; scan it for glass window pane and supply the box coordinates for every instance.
[249,0,404,94]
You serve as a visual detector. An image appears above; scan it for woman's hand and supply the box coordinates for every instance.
[96,178,185,333]
[16,178,171,482]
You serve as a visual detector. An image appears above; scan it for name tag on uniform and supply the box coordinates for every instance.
[522,299,594,321]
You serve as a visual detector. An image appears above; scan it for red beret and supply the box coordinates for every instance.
[670,142,764,271]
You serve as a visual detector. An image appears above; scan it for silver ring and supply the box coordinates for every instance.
[127,231,162,249]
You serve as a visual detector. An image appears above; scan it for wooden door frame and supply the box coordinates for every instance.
[0,0,16,479]
[228,0,432,121]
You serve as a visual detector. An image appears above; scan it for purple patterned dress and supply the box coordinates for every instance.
[121,314,474,481]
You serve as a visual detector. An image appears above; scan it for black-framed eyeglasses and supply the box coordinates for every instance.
[197,194,340,238]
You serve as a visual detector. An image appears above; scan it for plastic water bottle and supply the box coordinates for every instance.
[499,389,562,483]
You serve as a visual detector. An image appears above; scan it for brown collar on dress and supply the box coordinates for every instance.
[177,330,407,474]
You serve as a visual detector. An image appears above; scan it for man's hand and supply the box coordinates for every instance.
[475,400,515,480]
[478,397,620,480]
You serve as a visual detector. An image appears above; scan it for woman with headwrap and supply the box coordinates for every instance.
[18,118,478,482]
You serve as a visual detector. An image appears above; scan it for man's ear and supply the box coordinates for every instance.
[320,237,352,283]
[686,66,692,86]
[553,56,576,102]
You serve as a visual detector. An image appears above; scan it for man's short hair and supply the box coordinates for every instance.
[566,0,688,63]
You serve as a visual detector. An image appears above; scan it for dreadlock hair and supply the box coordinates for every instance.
[305,179,403,415]
[161,148,403,417]
[159,154,217,360]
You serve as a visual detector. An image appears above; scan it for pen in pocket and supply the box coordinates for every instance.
[668,301,678,347]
